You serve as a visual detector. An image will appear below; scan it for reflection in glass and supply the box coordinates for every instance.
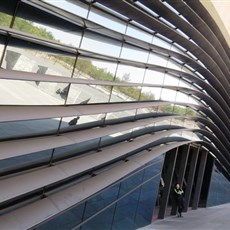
[116,64,145,84]
[88,7,126,34]
[0,12,12,27]
[43,0,89,18]
[0,79,66,105]
[81,31,122,57]
[0,149,52,175]
[0,118,60,140]
[67,83,110,104]
[52,138,102,162]
[148,52,168,67]
[144,69,165,85]
[60,114,106,130]
[121,44,149,63]
[126,24,153,43]
[2,46,74,78]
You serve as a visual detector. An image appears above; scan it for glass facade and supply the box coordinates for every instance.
[0,0,230,229]
[37,156,164,230]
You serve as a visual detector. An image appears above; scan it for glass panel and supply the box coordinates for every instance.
[126,24,153,43]
[119,171,144,197]
[0,118,60,141]
[144,69,165,85]
[0,79,66,105]
[175,91,189,103]
[37,202,86,230]
[116,64,145,84]
[43,0,89,18]
[121,44,149,63]
[66,83,110,104]
[88,7,127,34]
[112,188,141,230]
[81,205,115,230]
[2,46,75,77]
[83,184,120,220]
[167,59,183,71]
[0,149,52,175]
[52,139,100,162]
[152,36,171,49]
[0,12,12,27]
[13,10,82,47]
[139,88,155,101]
[110,86,141,102]
[60,113,105,130]
[81,30,122,57]
[106,110,136,121]
[134,175,161,229]
[161,88,177,101]
[148,52,168,67]
[164,74,179,86]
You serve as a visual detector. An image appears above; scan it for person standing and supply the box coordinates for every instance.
[174,183,184,217]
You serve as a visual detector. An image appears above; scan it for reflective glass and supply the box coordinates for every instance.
[148,52,168,67]
[37,202,85,230]
[43,0,89,18]
[121,44,149,63]
[52,139,100,162]
[138,87,155,101]
[164,74,179,86]
[0,118,60,140]
[134,176,161,229]
[13,14,82,47]
[126,24,153,43]
[60,113,105,130]
[88,7,126,34]
[152,36,171,49]
[0,149,52,175]
[116,64,145,84]
[81,30,122,57]
[119,171,144,197]
[105,110,136,120]
[67,83,110,104]
[81,205,115,230]
[0,12,12,27]
[0,79,66,105]
[83,184,120,219]
[143,69,165,85]
[2,46,74,77]
[112,188,141,230]
[110,86,141,102]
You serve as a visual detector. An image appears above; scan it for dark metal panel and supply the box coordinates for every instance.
[184,147,199,211]
[158,148,178,219]
[171,144,190,215]
[192,150,208,209]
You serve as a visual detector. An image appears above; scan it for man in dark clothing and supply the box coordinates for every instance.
[174,183,184,217]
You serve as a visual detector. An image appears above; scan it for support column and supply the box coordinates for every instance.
[184,147,199,212]
[192,150,208,210]
[171,145,190,215]
[158,148,178,219]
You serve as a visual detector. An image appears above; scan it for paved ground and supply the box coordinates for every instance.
[138,203,230,230]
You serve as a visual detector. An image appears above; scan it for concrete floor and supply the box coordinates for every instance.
[138,203,230,230]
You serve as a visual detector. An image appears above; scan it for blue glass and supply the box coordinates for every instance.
[134,175,161,229]
[207,165,230,207]
[112,188,141,230]
[83,184,120,220]
[81,205,115,230]
[37,202,85,230]
[118,170,144,197]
